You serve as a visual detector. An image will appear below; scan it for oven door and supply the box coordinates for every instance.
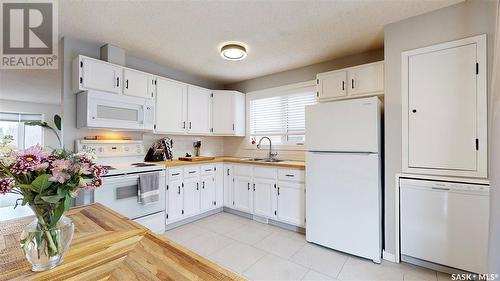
[94,171,166,219]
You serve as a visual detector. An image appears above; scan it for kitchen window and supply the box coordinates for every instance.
[247,81,317,147]
[0,112,43,149]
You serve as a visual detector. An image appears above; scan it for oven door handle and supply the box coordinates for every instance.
[103,175,140,184]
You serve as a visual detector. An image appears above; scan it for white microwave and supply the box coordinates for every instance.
[77,90,154,131]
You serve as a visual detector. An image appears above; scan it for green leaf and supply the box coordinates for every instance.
[32,174,52,193]
[18,184,36,192]
[64,194,72,211]
[41,195,63,204]
[49,203,65,228]
[54,115,62,131]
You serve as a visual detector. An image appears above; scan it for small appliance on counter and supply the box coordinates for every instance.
[194,141,201,156]
[145,137,173,162]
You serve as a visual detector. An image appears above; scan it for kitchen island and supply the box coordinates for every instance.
[0,203,244,281]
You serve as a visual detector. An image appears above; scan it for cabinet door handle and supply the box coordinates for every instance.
[277,187,280,196]
[253,183,255,191]
[247,182,250,190]
[342,81,345,91]
[189,122,192,129]
[126,79,129,89]
[178,186,181,194]
[205,169,212,172]
[116,77,120,87]
[196,182,199,190]
[171,172,180,176]
[188,171,196,174]
[285,174,294,177]
[227,169,230,176]
[351,78,354,89]
[202,181,205,189]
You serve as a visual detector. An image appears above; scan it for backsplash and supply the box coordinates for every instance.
[142,134,225,159]
[223,137,306,161]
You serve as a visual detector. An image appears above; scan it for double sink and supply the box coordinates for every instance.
[239,158,285,163]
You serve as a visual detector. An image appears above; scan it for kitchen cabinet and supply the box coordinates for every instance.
[215,163,224,207]
[200,174,216,212]
[183,177,200,217]
[253,178,275,218]
[211,91,245,136]
[123,68,155,99]
[187,85,211,135]
[223,165,234,207]
[166,179,183,223]
[73,55,123,94]
[347,62,384,96]
[316,61,383,102]
[402,34,487,178]
[154,77,188,134]
[233,176,253,213]
[276,181,305,227]
[316,70,347,100]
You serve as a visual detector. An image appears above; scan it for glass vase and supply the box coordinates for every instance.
[19,215,74,272]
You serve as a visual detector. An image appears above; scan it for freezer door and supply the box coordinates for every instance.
[400,179,489,273]
[305,96,381,153]
[305,151,382,262]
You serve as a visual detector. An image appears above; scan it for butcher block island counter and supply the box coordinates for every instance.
[0,203,244,281]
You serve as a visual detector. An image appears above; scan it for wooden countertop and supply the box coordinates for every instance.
[0,203,244,281]
[153,157,306,169]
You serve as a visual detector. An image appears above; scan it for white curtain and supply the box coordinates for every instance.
[489,0,500,273]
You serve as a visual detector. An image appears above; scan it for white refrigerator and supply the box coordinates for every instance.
[305,96,382,263]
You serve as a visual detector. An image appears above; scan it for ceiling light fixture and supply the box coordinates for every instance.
[220,43,247,61]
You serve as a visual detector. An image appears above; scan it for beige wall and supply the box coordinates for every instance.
[223,49,384,161]
[225,49,383,93]
[383,0,496,256]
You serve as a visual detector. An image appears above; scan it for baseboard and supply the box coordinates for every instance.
[165,207,223,230]
[383,250,396,263]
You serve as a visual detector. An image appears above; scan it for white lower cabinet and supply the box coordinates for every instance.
[166,163,305,228]
[166,179,183,223]
[183,177,200,217]
[276,181,305,227]
[233,176,253,213]
[253,178,276,218]
[200,174,216,211]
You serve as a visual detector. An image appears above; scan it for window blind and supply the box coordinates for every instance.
[0,112,42,122]
[249,91,317,142]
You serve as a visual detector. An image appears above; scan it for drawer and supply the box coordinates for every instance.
[200,164,216,175]
[253,166,277,180]
[233,165,252,177]
[278,168,305,182]
[168,168,183,181]
[183,166,200,178]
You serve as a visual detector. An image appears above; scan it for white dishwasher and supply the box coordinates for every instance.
[400,178,489,274]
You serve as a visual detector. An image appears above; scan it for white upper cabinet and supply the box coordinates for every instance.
[73,55,123,94]
[347,62,384,96]
[316,61,384,102]
[187,85,211,135]
[212,91,246,136]
[123,68,155,99]
[317,70,347,100]
[155,77,188,134]
[402,34,487,178]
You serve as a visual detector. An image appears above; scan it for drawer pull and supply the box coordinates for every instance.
[171,173,180,176]
[285,174,295,177]
[205,169,212,172]
[188,171,196,174]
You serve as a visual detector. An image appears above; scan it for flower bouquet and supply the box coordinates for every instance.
[0,136,107,271]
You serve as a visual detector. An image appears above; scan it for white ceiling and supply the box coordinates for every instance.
[59,0,462,84]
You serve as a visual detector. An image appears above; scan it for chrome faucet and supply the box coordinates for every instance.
[257,137,278,160]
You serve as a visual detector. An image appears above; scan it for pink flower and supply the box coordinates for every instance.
[51,159,71,170]
[92,165,108,178]
[0,178,14,194]
[49,168,71,184]
[11,145,49,174]
[74,162,92,175]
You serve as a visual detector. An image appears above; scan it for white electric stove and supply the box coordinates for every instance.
[75,140,166,233]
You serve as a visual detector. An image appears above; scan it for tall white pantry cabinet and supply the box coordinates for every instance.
[401,34,487,178]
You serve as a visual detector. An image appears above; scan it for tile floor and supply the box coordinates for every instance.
[163,212,451,281]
